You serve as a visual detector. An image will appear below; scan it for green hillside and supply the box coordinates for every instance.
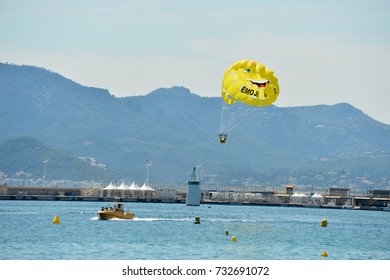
[1,62,390,188]
[0,137,116,181]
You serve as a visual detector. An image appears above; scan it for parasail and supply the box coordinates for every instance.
[219,59,279,143]
[222,59,279,106]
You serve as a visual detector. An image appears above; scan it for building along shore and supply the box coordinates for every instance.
[1,184,389,211]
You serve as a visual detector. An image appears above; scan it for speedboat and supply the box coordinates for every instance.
[97,202,135,220]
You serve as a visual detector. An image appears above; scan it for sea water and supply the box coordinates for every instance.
[0,200,389,260]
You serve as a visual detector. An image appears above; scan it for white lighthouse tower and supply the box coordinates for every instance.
[186,166,200,206]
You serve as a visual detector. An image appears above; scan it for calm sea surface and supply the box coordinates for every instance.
[0,200,389,260]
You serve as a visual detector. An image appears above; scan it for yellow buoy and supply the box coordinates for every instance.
[225,230,229,236]
[321,250,328,257]
[320,219,328,227]
[231,236,237,242]
[194,216,200,224]
[52,214,61,224]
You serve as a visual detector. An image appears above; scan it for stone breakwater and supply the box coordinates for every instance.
[1,185,389,210]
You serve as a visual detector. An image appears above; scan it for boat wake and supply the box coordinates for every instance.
[133,217,192,222]
[90,216,132,221]
[89,215,259,223]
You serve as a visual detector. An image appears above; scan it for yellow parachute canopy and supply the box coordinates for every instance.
[221,59,279,107]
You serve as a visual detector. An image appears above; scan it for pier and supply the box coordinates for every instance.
[0,185,389,210]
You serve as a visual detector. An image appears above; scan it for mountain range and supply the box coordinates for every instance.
[1,62,390,189]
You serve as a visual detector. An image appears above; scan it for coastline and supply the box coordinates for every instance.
[0,193,388,211]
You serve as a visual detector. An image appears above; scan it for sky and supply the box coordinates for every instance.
[1,0,390,124]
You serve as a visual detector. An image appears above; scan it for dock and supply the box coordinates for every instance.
[0,185,389,210]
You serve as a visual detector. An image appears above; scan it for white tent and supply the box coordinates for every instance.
[310,193,324,203]
[118,181,129,190]
[140,181,154,191]
[104,181,117,189]
[290,192,309,204]
[129,181,140,190]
